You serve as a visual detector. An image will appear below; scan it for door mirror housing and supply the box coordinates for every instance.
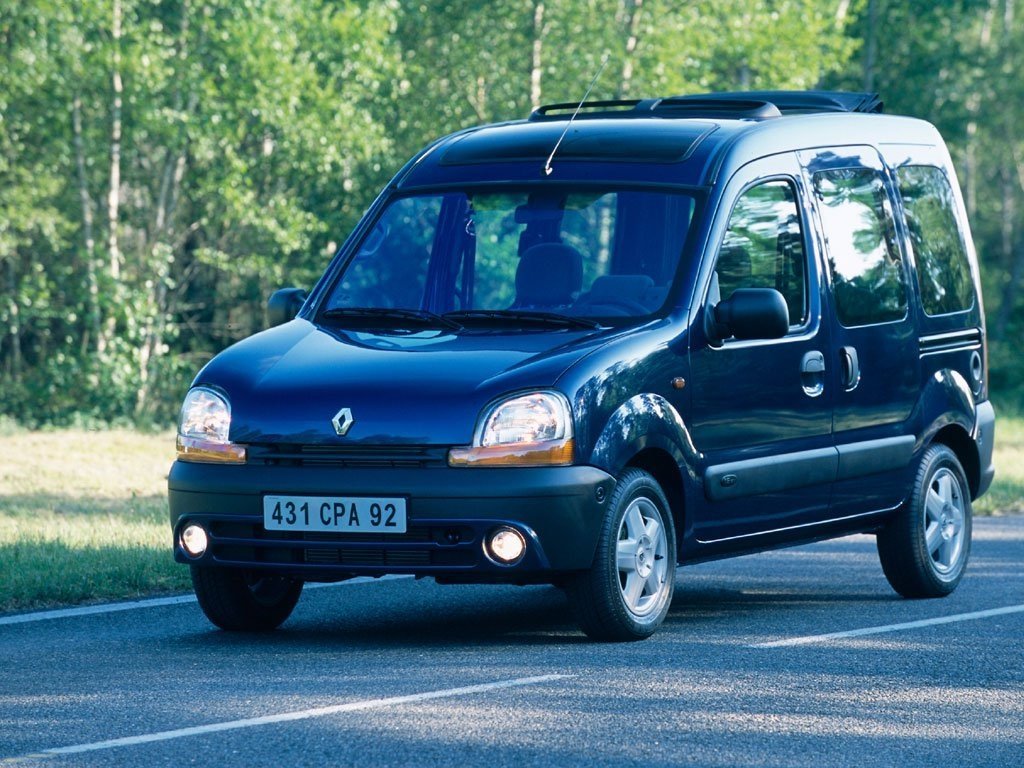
[712,288,789,342]
[267,287,308,327]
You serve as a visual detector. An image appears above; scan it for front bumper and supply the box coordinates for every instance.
[168,459,614,581]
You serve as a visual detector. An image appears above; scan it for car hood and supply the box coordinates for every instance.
[196,319,617,445]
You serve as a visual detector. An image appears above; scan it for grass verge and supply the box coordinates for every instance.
[0,418,1021,614]
[974,412,1024,515]
[0,429,189,613]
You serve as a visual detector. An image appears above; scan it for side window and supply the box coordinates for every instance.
[718,180,807,326]
[813,168,908,326]
[896,166,975,315]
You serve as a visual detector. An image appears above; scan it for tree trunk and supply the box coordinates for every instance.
[863,0,878,92]
[994,165,1022,338]
[617,0,643,99]
[101,0,123,356]
[993,0,1020,339]
[135,1,194,418]
[836,0,852,25]
[963,1,999,220]
[530,1,544,110]
[3,257,21,378]
[72,93,100,356]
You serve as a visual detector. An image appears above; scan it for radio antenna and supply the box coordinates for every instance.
[543,54,610,177]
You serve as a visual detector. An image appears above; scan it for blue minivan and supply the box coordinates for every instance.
[170,91,996,640]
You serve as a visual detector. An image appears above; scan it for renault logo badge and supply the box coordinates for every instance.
[332,407,354,437]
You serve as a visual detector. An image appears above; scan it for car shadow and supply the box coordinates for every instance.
[172,572,900,651]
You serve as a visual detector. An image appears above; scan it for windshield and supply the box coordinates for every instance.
[321,187,696,325]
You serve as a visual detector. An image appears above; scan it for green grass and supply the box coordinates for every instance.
[0,418,1021,614]
[975,413,1024,515]
[0,429,190,612]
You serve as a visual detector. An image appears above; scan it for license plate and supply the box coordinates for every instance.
[263,495,407,534]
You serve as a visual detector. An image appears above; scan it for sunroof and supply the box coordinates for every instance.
[440,119,716,166]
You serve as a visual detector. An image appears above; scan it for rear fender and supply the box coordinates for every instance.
[918,369,977,445]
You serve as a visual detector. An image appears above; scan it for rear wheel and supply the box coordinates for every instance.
[568,468,676,641]
[877,444,972,598]
[190,565,303,631]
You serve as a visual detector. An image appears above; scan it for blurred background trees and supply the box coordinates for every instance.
[0,0,1020,425]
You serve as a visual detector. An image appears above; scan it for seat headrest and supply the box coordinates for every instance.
[515,243,583,307]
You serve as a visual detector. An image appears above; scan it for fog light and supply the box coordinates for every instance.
[180,524,208,558]
[485,527,526,565]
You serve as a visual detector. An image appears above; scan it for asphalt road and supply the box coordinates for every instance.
[1,516,1022,767]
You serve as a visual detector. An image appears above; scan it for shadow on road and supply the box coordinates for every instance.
[169,569,905,652]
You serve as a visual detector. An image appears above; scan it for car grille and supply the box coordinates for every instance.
[246,444,450,469]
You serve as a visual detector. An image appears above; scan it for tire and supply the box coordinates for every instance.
[190,565,303,631]
[568,468,677,641]
[877,444,972,598]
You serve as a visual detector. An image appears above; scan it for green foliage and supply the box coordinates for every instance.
[826,0,1024,401]
[0,1,1020,424]
[1,0,404,424]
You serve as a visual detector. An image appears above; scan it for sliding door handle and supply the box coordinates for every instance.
[841,346,860,391]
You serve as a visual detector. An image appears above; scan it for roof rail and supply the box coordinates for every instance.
[668,91,884,114]
[528,90,883,122]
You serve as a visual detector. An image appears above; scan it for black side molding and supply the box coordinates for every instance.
[836,436,915,481]
[705,448,837,502]
[705,436,916,501]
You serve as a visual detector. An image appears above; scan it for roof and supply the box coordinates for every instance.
[396,91,937,191]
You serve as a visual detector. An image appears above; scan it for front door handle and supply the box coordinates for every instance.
[841,346,861,391]
[800,350,825,397]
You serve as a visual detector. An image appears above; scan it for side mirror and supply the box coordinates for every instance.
[267,287,308,327]
[711,288,789,342]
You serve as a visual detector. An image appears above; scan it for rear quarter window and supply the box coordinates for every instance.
[896,165,975,315]
[813,168,908,327]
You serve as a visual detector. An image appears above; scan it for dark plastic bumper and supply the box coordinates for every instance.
[974,399,996,499]
[168,460,615,581]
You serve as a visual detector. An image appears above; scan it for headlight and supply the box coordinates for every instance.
[448,391,574,467]
[176,387,246,464]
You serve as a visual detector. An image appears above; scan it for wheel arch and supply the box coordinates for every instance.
[585,392,696,561]
[916,367,982,499]
[626,447,686,558]
[929,423,981,499]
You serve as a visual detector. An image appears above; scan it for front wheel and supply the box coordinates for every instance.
[568,469,676,641]
[190,565,303,631]
[877,444,972,598]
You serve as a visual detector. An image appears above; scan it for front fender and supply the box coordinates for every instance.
[588,393,699,484]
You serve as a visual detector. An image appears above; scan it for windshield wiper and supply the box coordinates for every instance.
[321,307,463,331]
[443,309,601,330]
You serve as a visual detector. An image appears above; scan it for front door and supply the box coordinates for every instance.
[689,154,835,545]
